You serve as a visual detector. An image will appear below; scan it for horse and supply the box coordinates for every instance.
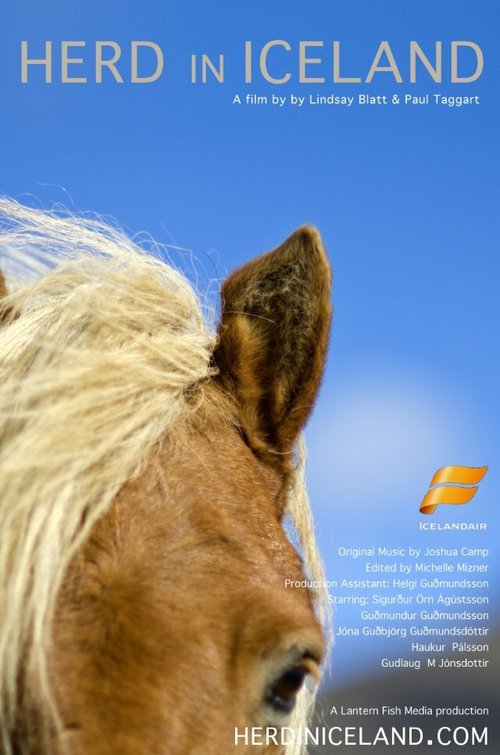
[0,199,332,755]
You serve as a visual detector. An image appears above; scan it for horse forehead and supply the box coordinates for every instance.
[121,420,304,583]
[173,427,283,530]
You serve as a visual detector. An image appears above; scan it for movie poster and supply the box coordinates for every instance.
[1,1,498,753]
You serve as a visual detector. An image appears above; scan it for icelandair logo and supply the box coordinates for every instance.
[419,466,488,515]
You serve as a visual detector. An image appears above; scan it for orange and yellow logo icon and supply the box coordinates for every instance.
[419,466,488,515]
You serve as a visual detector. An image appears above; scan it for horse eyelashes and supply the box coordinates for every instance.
[266,664,309,714]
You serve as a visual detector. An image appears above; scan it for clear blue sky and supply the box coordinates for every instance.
[1,1,499,687]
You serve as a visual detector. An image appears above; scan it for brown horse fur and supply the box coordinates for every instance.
[0,207,332,755]
[214,227,331,474]
[0,271,11,322]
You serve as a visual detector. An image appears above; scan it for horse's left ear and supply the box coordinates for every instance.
[214,226,332,472]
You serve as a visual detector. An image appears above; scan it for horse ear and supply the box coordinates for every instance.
[214,226,332,471]
[0,271,10,323]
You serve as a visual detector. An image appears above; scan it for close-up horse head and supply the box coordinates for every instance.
[0,199,332,755]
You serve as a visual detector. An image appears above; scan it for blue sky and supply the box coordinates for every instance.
[1,1,499,687]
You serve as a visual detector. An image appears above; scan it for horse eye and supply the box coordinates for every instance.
[266,664,309,714]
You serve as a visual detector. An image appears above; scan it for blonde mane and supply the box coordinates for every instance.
[0,199,329,755]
